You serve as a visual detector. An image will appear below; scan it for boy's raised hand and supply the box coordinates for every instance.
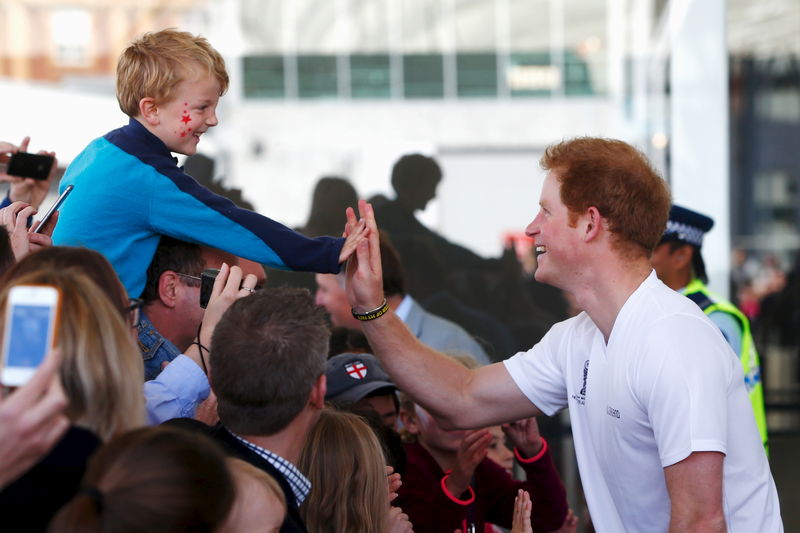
[445,429,492,498]
[337,206,367,264]
[502,417,544,459]
[345,200,385,313]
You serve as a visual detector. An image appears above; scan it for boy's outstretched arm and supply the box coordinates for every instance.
[345,200,542,429]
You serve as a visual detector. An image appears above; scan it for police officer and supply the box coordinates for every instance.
[651,204,768,450]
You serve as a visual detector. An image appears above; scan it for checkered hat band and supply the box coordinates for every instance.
[665,220,705,246]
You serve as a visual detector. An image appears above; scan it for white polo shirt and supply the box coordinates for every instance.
[504,271,782,532]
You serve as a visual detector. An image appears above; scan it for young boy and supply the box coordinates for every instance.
[53,29,364,298]
[397,392,569,533]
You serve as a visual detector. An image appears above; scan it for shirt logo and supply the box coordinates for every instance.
[571,359,589,406]
[345,362,368,379]
[606,406,620,419]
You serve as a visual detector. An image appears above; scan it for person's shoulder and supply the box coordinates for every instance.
[625,274,707,328]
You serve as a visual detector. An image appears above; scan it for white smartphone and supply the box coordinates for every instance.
[1,285,60,387]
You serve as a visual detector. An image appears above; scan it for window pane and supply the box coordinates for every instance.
[457,53,497,98]
[564,51,594,96]
[297,55,338,98]
[508,52,555,97]
[403,54,444,98]
[243,56,285,99]
[351,54,391,98]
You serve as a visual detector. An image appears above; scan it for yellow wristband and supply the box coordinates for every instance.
[351,299,389,321]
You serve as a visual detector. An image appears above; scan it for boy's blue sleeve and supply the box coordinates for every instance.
[145,164,344,274]
[53,121,345,298]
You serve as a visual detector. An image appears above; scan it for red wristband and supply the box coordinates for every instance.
[514,437,548,464]
[440,470,476,505]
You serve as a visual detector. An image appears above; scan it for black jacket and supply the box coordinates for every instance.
[165,418,307,533]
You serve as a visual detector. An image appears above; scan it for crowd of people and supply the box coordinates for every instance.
[0,27,784,533]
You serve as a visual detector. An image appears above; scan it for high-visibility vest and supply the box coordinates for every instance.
[682,279,768,451]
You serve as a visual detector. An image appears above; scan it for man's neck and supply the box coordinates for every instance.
[143,304,194,352]
[237,411,315,466]
[570,254,653,343]
[663,270,693,292]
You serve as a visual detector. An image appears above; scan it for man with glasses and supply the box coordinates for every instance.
[138,236,236,381]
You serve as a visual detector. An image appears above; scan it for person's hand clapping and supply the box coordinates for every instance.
[511,490,533,533]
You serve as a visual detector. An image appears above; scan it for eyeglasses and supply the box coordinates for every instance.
[128,298,144,328]
[175,272,202,287]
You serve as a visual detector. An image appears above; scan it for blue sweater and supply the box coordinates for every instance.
[53,119,344,297]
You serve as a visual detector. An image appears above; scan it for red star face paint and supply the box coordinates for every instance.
[151,74,221,155]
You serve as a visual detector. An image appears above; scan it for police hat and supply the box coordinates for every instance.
[661,204,714,248]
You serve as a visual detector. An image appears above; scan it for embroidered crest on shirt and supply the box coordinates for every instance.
[345,361,368,379]
[571,359,589,406]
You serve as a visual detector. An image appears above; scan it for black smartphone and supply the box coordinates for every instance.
[200,268,220,309]
[5,152,55,181]
[32,185,74,234]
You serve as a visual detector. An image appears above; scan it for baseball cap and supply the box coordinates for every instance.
[325,353,396,405]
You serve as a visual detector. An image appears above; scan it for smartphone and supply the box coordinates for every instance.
[5,152,55,181]
[32,185,74,234]
[200,268,220,309]
[1,285,60,387]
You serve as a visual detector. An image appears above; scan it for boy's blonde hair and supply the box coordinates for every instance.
[116,28,229,117]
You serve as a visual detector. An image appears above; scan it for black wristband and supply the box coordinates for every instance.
[351,299,389,321]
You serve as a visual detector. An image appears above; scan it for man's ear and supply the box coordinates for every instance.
[583,206,603,242]
[139,97,160,126]
[309,374,327,409]
[673,244,694,270]
[157,271,180,308]
[399,406,420,435]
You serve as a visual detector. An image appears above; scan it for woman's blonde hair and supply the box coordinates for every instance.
[299,409,389,533]
[221,458,287,532]
[0,269,144,441]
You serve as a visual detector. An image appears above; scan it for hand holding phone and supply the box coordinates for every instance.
[1,285,61,387]
[32,185,74,235]
[4,152,55,181]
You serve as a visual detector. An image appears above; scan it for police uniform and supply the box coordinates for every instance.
[663,205,768,450]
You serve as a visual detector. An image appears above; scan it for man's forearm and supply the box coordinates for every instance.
[361,309,474,426]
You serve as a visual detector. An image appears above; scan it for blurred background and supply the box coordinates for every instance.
[1,0,799,529]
